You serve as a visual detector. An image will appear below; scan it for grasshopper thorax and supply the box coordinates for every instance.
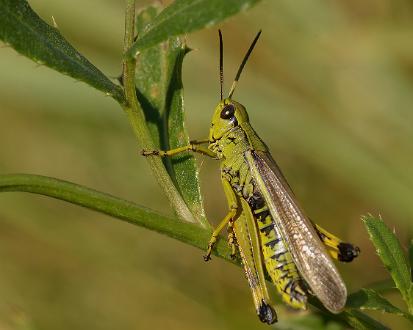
[209,98,249,142]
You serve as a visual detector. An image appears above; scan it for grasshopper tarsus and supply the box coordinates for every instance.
[203,254,212,262]
[141,149,160,157]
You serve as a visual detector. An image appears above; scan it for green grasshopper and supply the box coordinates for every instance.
[143,31,360,324]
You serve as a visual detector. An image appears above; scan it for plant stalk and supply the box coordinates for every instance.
[122,0,196,224]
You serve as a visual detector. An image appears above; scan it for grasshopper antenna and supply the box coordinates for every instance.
[219,30,224,101]
[228,30,262,99]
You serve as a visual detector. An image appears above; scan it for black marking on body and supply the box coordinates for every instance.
[316,230,326,241]
[274,250,287,260]
[275,262,287,270]
[256,211,270,223]
[265,237,282,249]
[283,279,294,292]
[264,237,281,248]
[248,193,265,210]
[227,136,237,143]
[232,184,242,193]
[260,225,273,236]
[280,272,289,281]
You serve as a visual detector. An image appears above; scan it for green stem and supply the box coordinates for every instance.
[122,0,196,224]
[0,173,228,260]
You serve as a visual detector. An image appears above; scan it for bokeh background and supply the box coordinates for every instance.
[1,0,413,329]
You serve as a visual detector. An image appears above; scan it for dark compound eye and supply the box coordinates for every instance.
[220,104,235,119]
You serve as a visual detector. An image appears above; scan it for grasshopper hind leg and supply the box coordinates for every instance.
[337,242,360,262]
[314,224,360,262]
[258,300,277,324]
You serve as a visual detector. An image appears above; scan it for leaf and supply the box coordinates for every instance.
[366,279,396,293]
[341,310,389,330]
[126,0,261,57]
[363,215,413,313]
[134,6,207,227]
[0,0,125,104]
[277,314,343,330]
[347,288,413,323]
[309,296,389,330]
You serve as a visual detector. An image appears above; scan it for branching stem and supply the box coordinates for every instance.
[122,0,196,224]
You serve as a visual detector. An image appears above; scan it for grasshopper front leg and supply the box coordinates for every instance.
[141,139,217,158]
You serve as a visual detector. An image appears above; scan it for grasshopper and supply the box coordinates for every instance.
[142,31,359,324]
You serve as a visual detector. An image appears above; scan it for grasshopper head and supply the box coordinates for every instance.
[209,98,249,141]
[209,30,261,142]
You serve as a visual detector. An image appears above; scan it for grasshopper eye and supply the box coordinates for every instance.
[220,104,235,119]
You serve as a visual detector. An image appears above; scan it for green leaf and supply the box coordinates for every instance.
[126,0,261,57]
[309,296,389,330]
[0,0,125,104]
[277,314,343,330]
[363,215,413,313]
[366,279,396,293]
[134,6,208,227]
[347,288,413,322]
[341,310,389,330]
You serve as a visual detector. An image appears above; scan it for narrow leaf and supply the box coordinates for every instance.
[0,0,125,104]
[366,279,396,293]
[347,289,413,322]
[277,314,342,330]
[342,310,389,330]
[310,296,389,330]
[134,6,207,227]
[363,215,413,313]
[126,0,261,57]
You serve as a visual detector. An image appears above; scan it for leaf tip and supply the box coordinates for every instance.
[51,15,59,29]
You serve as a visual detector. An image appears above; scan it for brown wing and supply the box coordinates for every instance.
[245,150,347,313]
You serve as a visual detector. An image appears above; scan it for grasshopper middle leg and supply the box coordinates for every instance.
[204,178,240,261]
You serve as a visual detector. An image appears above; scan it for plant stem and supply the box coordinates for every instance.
[122,0,196,224]
[0,173,227,259]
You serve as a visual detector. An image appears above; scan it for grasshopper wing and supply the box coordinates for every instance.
[234,199,277,324]
[246,150,347,313]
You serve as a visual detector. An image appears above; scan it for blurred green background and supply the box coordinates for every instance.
[1,0,413,329]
